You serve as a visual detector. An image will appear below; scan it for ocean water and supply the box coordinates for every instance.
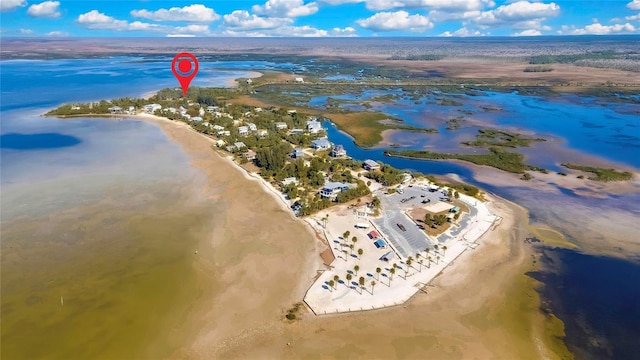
[0,56,252,358]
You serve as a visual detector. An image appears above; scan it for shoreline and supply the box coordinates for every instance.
[123,112,563,358]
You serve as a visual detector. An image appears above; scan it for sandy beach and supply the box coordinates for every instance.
[125,114,566,359]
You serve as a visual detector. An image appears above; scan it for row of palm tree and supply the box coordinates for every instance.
[328,273,377,294]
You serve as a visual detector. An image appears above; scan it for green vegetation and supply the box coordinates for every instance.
[364,164,405,186]
[438,98,463,106]
[521,173,533,181]
[325,112,437,147]
[529,51,617,64]
[446,116,466,130]
[561,163,633,182]
[523,66,554,73]
[284,302,304,321]
[386,147,540,174]
[462,129,546,148]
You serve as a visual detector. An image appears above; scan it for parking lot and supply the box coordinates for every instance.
[372,184,448,258]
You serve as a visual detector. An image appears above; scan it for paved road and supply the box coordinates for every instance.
[373,186,447,258]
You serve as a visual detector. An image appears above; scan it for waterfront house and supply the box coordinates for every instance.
[238,126,249,136]
[275,122,288,130]
[295,77,304,83]
[291,148,304,158]
[363,159,381,171]
[212,125,225,131]
[287,109,297,114]
[281,177,299,186]
[144,104,162,113]
[244,150,257,161]
[247,123,258,131]
[290,128,304,135]
[330,144,347,157]
[199,107,205,116]
[257,129,268,137]
[127,106,135,114]
[191,116,203,122]
[307,119,322,133]
[215,139,226,147]
[319,182,354,200]
[225,145,236,152]
[218,130,231,136]
[311,138,332,150]
[246,79,253,84]
[108,106,122,114]
[234,142,246,149]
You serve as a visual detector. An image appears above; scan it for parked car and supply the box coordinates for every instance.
[397,223,406,231]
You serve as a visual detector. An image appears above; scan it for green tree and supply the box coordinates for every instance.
[357,248,364,259]
[359,276,365,294]
[346,273,353,285]
[442,245,448,256]
[389,267,395,281]
[354,265,360,276]
[371,280,376,295]
[328,279,335,290]
[376,267,382,280]
[343,230,350,240]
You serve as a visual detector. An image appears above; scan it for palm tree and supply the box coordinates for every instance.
[334,275,340,287]
[436,255,440,264]
[405,258,413,278]
[351,236,358,246]
[354,265,360,276]
[389,267,395,281]
[346,273,353,284]
[343,230,350,240]
[349,244,354,256]
[434,244,439,255]
[424,247,430,258]
[376,267,382,280]
[342,249,348,261]
[359,276,365,294]
[370,280,376,295]
[328,279,335,290]
[442,245,447,257]
[427,256,432,268]
[418,259,423,272]
[357,248,363,259]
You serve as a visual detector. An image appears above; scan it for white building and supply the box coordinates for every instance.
[311,138,332,149]
[295,77,304,83]
[307,119,322,134]
[275,122,288,130]
[143,104,162,113]
[247,123,257,131]
[238,126,249,136]
[257,129,268,137]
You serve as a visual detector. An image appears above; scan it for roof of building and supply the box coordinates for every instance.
[364,159,379,167]
[312,138,331,147]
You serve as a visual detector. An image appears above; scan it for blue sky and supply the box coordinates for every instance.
[1,0,639,37]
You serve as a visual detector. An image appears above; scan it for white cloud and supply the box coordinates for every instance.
[78,10,210,35]
[331,26,358,36]
[223,10,291,30]
[513,29,542,36]
[221,24,330,37]
[1,0,27,12]
[357,11,433,32]
[440,26,486,36]
[46,30,68,37]
[319,0,493,11]
[475,1,559,28]
[167,34,196,38]
[130,4,219,22]
[562,22,636,35]
[628,0,640,11]
[625,13,640,21]
[19,28,34,34]
[78,10,129,30]
[27,1,61,18]
[252,0,319,17]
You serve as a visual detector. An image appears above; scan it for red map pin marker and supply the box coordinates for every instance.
[171,52,199,97]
